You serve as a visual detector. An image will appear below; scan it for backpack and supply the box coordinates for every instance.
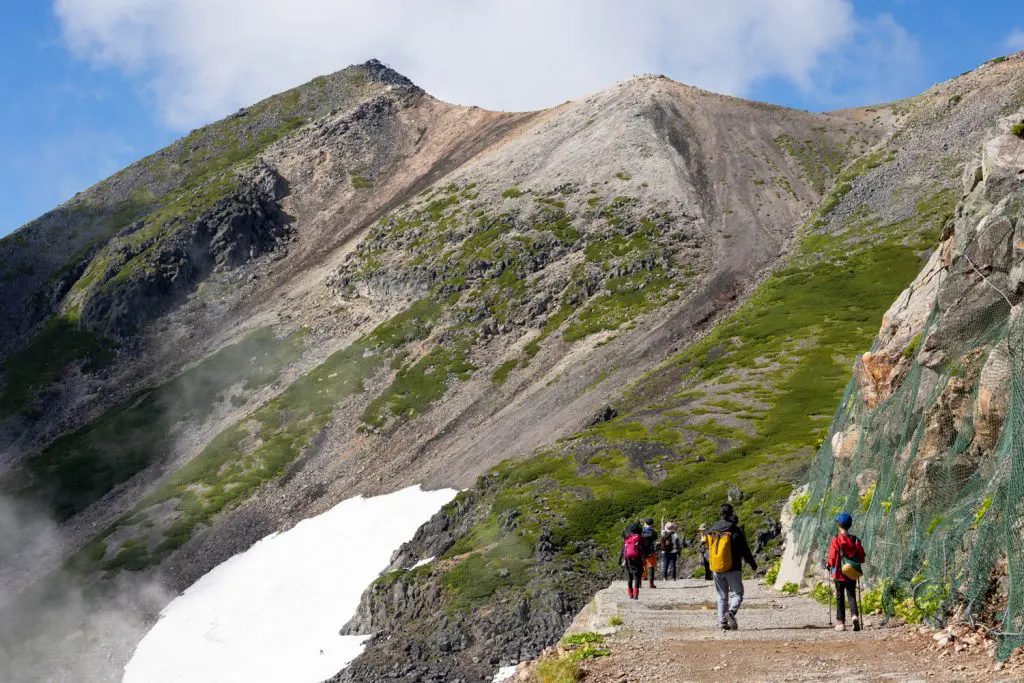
[840,534,865,580]
[641,527,657,554]
[660,536,675,553]
[624,533,643,561]
[705,530,734,573]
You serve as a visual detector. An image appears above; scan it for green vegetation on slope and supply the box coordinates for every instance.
[428,157,954,613]
[0,317,114,419]
[4,327,307,520]
[83,300,442,570]
[352,185,696,396]
[58,65,383,317]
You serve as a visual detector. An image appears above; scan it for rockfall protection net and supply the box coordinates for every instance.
[794,182,1024,659]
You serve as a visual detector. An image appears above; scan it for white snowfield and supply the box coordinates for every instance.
[123,485,458,683]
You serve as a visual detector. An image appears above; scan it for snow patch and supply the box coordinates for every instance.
[123,485,458,683]
[493,664,519,682]
[411,555,435,569]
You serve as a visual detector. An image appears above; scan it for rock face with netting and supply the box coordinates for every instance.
[793,116,1024,657]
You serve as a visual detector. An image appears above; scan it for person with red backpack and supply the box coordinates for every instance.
[826,511,866,632]
[619,522,645,599]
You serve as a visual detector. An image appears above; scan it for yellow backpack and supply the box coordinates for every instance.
[705,530,734,573]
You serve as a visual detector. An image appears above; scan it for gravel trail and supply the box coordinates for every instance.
[565,579,1014,682]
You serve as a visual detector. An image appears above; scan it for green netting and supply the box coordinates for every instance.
[793,178,1024,659]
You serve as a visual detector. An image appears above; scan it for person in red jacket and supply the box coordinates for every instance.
[826,511,866,631]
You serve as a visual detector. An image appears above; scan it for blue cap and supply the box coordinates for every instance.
[835,512,853,529]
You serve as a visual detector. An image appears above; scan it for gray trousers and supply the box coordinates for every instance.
[713,570,744,623]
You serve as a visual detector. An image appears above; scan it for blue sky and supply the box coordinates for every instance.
[1,1,1021,238]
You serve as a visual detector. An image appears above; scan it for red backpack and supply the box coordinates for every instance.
[624,533,643,561]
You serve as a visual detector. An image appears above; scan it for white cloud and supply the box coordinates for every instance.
[54,0,897,130]
[1005,28,1024,52]
[805,12,923,108]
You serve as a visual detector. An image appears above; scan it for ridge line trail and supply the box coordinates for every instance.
[567,579,1000,682]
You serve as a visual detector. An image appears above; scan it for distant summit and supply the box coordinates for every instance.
[357,58,419,90]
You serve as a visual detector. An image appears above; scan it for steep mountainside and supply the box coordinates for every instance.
[0,54,1023,682]
[792,116,1024,659]
[334,57,1024,682]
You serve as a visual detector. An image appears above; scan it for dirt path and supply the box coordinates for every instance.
[564,579,1014,682]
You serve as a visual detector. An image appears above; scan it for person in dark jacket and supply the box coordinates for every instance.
[706,503,757,631]
[641,518,659,588]
[659,523,682,580]
[619,522,645,600]
[825,511,866,631]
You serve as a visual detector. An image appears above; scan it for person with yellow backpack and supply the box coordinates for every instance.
[704,503,757,631]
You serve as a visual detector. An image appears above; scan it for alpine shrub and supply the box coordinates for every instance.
[764,559,781,586]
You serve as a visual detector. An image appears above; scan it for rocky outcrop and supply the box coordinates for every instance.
[78,163,291,336]
[331,483,612,683]
[798,114,1024,636]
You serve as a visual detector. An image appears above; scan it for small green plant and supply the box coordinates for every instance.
[902,332,922,358]
[974,497,993,527]
[350,172,371,189]
[560,632,609,663]
[535,654,580,683]
[568,645,610,661]
[492,359,518,385]
[859,483,875,512]
[988,55,1009,65]
[561,632,604,647]
[614,171,631,181]
[501,187,524,198]
[781,582,799,596]
[764,559,781,586]
[1012,121,1024,140]
[948,94,962,106]
[608,614,623,626]
[809,581,833,605]
[791,491,811,516]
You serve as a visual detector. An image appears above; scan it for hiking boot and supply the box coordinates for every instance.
[627,587,634,599]
[725,610,738,631]
[720,622,731,631]
[852,616,861,632]
[834,621,846,631]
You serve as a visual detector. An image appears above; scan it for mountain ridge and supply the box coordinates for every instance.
[1,53,1023,682]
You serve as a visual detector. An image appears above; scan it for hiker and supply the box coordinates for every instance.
[641,518,659,588]
[698,523,712,580]
[705,503,757,631]
[825,511,866,632]
[620,522,645,600]
[660,523,682,581]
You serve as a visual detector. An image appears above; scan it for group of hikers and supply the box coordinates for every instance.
[620,503,866,632]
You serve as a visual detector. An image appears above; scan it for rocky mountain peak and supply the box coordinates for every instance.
[355,58,420,91]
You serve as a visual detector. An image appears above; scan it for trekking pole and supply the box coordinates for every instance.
[828,579,833,626]
[857,579,864,631]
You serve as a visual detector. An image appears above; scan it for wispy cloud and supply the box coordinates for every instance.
[1005,28,1024,52]
[53,0,891,130]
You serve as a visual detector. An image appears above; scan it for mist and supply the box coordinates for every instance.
[0,494,174,683]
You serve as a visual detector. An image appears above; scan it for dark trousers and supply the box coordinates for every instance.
[662,553,678,580]
[626,560,643,590]
[835,579,858,621]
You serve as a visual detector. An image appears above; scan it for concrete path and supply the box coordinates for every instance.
[564,579,1010,682]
